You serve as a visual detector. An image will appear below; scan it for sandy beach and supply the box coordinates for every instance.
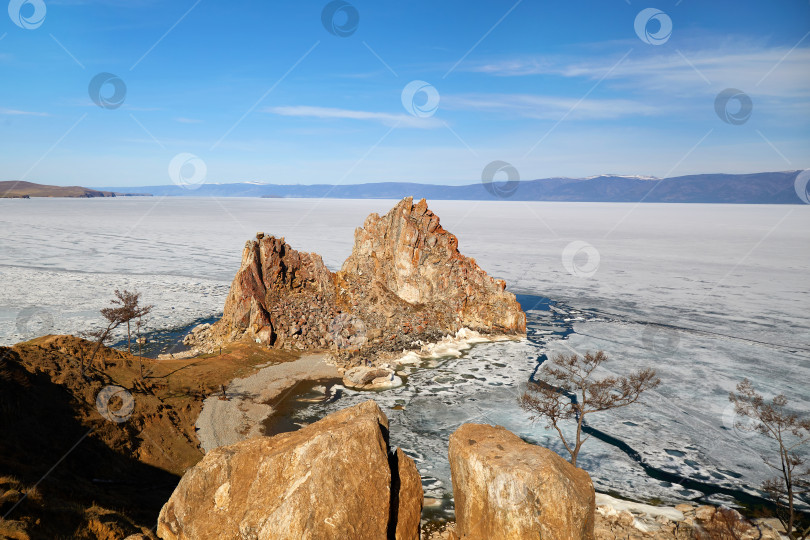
[195,353,340,452]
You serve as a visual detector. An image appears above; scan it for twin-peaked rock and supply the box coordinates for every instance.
[201,197,525,359]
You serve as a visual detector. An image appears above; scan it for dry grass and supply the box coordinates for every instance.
[0,334,297,538]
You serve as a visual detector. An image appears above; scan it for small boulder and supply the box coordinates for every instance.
[694,505,716,521]
[449,423,595,540]
[343,365,402,390]
[192,323,211,335]
[674,503,694,513]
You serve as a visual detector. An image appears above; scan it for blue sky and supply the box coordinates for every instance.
[1,0,809,187]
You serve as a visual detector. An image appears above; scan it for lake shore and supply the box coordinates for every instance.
[195,353,340,452]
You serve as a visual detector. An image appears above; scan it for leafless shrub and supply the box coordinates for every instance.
[730,379,810,539]
[519,350,660,466]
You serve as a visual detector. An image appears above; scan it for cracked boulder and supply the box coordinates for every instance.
[157,400,422,540]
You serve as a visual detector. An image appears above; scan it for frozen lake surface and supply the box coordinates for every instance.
[1,197,808,508]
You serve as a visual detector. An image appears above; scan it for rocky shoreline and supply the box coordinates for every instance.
[184,333,791,539]
[194,328,519,450]
[163,401,788,540]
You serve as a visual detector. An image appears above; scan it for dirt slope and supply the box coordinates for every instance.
[0,335,295,539]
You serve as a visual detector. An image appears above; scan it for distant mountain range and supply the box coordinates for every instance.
[0,181,151,198]
[6,171,805,203]
[91,171,807,204]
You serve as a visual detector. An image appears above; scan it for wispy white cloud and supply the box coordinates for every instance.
[468,47,810,99]
[0,108,49,116]
[175,117,202,124]
[264,105,443,129]
[443,94,660,120]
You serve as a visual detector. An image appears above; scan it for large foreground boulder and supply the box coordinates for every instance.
[449,424,595,540]
[157,400,422,540]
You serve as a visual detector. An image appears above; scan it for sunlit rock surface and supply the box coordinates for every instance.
[191,197,525,360]
[157,400,422,540]
[449,423,595,540]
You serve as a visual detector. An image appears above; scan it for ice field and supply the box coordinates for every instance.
[1,197,808,508]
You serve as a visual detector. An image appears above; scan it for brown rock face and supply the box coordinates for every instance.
[157,400,422,540]
[394,447,424,540]
[212,235,337,350]
[449,423,595,540]
[201,197,525,359]
[342,197,526,339]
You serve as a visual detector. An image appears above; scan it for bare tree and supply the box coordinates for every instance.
[729,379,810,539]
[81,289,153,375]
[104,289,153,354]
[519,350,661,467]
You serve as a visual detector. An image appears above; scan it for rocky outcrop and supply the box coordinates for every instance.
[448,423,595,540]
[393,448,424,540]
[207,234,337,350]
[340,197,526,341]
[157,400,422,540]
[190,197,525,362]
